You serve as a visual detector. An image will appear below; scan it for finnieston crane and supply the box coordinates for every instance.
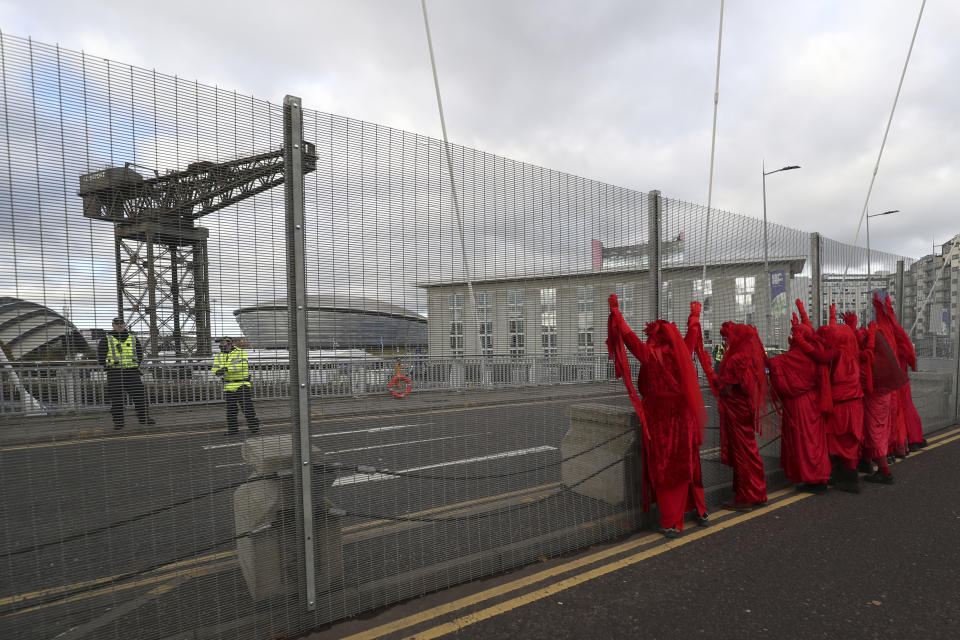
[78,143,317,357]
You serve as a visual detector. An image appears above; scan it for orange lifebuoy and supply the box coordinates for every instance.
[389,374,412,398]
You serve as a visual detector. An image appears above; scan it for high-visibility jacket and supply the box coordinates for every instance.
[105,334,140,369]
[212,347,251,392]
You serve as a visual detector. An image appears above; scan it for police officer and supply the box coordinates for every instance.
[211,337,260,436]
[97,317,154,429]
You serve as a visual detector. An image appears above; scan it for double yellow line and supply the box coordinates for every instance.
[342,425,960,640]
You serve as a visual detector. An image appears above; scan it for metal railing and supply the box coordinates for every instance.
[0,354,622,417]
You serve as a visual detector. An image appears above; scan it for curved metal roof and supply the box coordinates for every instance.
[0,297,90,360]
[234,295,426,323]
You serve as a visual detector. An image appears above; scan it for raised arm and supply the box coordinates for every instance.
[795,333,837,365]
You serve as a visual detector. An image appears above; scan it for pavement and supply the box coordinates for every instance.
[305,424,960,640]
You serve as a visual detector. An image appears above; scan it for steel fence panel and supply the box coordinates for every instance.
[0,31,951,640]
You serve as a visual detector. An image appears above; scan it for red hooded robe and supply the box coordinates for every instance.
[882,295,924,445]
[818,305,864,468]
[766,301,832,485]
[607,296,707,531]
[703,322,768,504]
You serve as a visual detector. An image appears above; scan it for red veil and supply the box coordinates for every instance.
[718,321,768,429]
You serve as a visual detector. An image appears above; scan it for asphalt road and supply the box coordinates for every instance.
[3,389,690,639]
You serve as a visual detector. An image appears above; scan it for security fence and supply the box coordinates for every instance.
[1,33,958,640]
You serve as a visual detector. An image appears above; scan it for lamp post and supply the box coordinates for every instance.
[866,209,899,289]
[762,162,800,343]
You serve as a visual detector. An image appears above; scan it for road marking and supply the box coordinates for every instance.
[341,487,797,640]
[201,423,434,451]
[0,393,624,452]
[312,423,431,438]
[216,433,488,467]
[332,445,557,486]
[2,560,236,618]
[0,551,237,607]
[325,433,482,455]
[0,483,561,610]
[202,442,244,450]
[400,493,811,640]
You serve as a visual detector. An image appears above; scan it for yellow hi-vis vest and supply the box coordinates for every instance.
[212,348,251,392]
[105,334,139,369]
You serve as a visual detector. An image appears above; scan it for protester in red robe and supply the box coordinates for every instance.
[766,300,832,493]
[872,294,911,458]
[702,321,768,510]
[881,295,926,450]
[817,305,864,493]
[606,295,709,537]
[854,307,907,484]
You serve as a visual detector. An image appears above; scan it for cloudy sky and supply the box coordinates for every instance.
[4,0,955,261]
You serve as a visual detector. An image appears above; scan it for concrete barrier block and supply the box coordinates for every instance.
[562,403,640,506]
[234,478,344,601]
[242,434,324,476]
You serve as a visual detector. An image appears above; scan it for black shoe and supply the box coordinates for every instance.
[800,483,828,494]
[836,471,861,494]
[886,455,896,465]
[908,443,920,452]
[894,453,906,460]
[864,471,894,485]
[753,501,768,507]
[918,439,928,449]
[857,461,874,474]
[695,512,711,527]
[659,526,681,539]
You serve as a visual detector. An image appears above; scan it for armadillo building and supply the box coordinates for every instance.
[0,297,91,360]
[233,295,427,351]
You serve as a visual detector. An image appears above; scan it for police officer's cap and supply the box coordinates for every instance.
[112,317,124,325]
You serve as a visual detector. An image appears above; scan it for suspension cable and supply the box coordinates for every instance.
[843,0,926,280]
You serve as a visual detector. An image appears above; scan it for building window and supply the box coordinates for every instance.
[735,276,756,324]
[507,289,525,356]
[476,291,494,356]
[577,285,594,356]
[540,288,558,357]
[449,293,464,356]
[615,282,635,325]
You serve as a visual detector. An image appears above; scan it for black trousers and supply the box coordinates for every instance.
[106,368,149,427]
[224,385,260,432]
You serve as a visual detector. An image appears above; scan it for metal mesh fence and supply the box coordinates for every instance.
[0,33,957,640]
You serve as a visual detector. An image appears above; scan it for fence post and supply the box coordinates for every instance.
[810,232,822,328]
[283,95,316,612]
[895,259,905,321]
[648,190,662,320]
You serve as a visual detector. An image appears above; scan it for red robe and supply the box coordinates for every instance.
[607,296,707,530]
[703,322,767,504]
[873,295,916,453]
[858,320,905,459]
[767,307,832,485]
[883,297,924,445]
[818,309,864,468]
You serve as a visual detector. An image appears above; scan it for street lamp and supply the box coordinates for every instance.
[762,162,800,343]
[866,209,899,292]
